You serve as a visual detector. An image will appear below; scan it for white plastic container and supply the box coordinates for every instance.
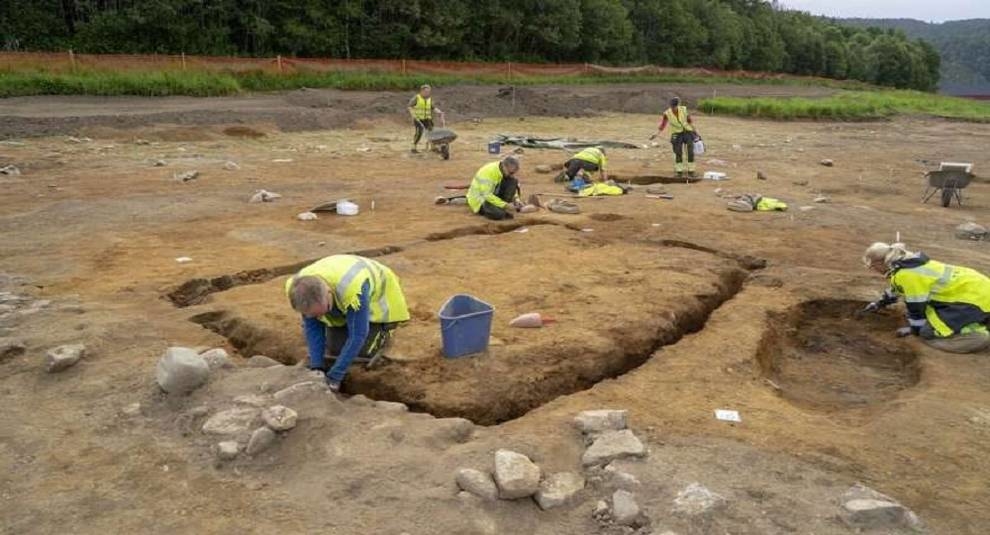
[337,200,359,216]
[693,138,706,155]
[703,171,727,181]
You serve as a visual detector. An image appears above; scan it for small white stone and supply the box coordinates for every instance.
[0,165,21,176]
[574,410,628,433]
[202,407,261,435]
[246,427,277,455]
[493,450,541,499]
[223,161,240,171]
[121,402,142,416]
[216,441,240,460]
[44,343,86,372]
[535,472,585,510]
[297,211,318,221]
[612,489,641,526]
[456,468,499,501]
[262,405,298,431]
[673,483,726,516]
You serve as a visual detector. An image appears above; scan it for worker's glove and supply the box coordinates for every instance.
[895,326,914,338]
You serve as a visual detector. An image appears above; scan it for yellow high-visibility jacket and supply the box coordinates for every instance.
[285,255,410,327]
[889,254,990,337]
[572,147,607,173]
[411,94,433,120]
[468,161,513,213]
[664,106,694,135]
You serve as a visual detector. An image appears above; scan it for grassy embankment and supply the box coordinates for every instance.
[700,91,990,122]
[0,66,861,98]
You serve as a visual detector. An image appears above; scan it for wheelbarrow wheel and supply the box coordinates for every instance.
[440,144,450,160]
[941,187,954,207]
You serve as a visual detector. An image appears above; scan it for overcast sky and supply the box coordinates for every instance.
[781,0,990,22]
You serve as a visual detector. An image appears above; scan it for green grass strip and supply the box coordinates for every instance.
[700,91,990,122]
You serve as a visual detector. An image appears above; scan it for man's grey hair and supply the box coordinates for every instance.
[288,275,330,312]
[501,156,520,172]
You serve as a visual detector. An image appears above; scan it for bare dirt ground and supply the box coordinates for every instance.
[2,84,990,534]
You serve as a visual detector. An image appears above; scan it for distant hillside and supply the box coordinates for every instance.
[839,18,990,95]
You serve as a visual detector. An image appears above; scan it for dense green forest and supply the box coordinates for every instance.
[0,0,940,91]
[840,18,990,95]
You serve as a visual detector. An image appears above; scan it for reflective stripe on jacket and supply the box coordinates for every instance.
[889,255,990,337]
[285,255,410,327]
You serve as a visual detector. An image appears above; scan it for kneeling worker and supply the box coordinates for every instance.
[468,156,522,220]
[285,255,410,391]
[863,242,990,353]
[561,146,608,188]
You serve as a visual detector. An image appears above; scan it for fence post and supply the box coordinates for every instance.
[68,49,76,70]
[584,62,589,74]
[506,61,512,81]
[277,55,283,74]
[401,58,407,75]
[181,52,187,71]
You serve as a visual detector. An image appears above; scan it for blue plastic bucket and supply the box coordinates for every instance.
[487,141,501,155]
[438,294,494,358]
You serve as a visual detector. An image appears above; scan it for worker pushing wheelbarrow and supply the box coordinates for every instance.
[408,84,457,160]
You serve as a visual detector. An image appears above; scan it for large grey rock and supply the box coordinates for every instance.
[493,449,541,499]
[202,407,261,435]
[574,410,628,433]
[273,381,326,404]
[216,441,240,460]
[156,347,209,394]
[199,348,232,370]
[673,483,726,516]
[246,427,277,455]
[535,472,585,510]
[247,355,281,368]
[456,468,499,501]
[45,343,86,373]
[840,483,923,530]
[262,405,298,431]
[956,222,988,241]
[612,489,641,526]
[582,430,647,466]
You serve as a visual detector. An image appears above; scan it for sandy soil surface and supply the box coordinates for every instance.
[2,85,990,534]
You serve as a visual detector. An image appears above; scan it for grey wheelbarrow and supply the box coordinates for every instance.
[923,168,974,207]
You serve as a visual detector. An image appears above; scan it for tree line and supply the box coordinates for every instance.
[0,0,941,91]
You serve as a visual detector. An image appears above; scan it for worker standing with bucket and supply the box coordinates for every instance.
[408,84,445,154]
[656,97,699,178]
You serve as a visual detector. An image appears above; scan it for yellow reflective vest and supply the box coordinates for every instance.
[889,255,990,337]
[664,106,694,135]
[468,161,512,213]
[285,255,410,327]
[572,147,607,172]
[411,94,433,120]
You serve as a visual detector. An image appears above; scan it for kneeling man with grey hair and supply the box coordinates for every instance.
[285,255,410,391]
[862,242,990,353]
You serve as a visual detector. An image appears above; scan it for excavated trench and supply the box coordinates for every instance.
[756,299,921,411]
[166,218,567,308]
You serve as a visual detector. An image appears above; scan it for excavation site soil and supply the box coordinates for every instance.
[2,83,990,534]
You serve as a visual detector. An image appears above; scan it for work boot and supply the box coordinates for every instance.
[675,171,684,178]
[410,146,419,154]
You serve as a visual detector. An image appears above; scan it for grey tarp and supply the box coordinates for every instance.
[493,134,640,150]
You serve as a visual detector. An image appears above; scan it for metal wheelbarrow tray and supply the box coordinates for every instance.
[923,169,974,207]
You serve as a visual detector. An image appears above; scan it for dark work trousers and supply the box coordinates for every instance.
[671,131,696,166]
[326,322,395,360]
[478,175,520,221]
[413,118,434,145]
[564,158,600,180]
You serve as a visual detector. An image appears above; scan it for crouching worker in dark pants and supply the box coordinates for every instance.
[468,156,522,220]
[285,255,410,392]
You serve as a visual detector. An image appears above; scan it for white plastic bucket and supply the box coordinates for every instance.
[337,200,359,216]
[703,171,727,181]
[693,139,706,155]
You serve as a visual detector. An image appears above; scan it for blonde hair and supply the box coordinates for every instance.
[862,242,914,269]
